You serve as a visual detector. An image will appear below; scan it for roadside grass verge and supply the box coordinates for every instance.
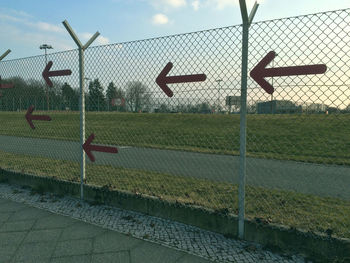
[0,111,349,165]
[0,112,350,165]
[0,150,349,239]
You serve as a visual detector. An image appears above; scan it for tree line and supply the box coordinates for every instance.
[1,77,348,113]
[0,77,153,112]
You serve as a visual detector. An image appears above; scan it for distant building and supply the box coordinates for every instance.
[302,103,327,113]
[257,100,301,114]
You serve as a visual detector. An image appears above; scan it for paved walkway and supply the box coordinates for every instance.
[0,197,210,263]
[0,135,349,199]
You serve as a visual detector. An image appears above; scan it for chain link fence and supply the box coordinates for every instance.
[0,8,349,240]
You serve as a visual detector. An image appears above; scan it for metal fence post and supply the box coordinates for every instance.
[62,20,100,200]
[0,49,11,62]
[238,0,259,239]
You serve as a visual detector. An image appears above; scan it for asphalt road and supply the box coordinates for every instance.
[0,135,349,200]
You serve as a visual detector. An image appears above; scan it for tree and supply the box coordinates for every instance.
[0,77,47,111]
[61,82,79,110]
[106,82,126,111]
[198,102,211,114]
[88,79,106,111]
[157,103,171,113]
[125,81,151,112]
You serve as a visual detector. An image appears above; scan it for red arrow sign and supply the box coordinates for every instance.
[0,83,14,89]
[25,105,51,129]
[250,51,327,94]
[156,62,207,97]
[0,76,14,89]
[42,61,72,87]
[83,133,118,162]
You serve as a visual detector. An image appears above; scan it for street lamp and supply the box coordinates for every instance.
[216,79,223,113]
[84,78,92,111]
[40,44,53,111]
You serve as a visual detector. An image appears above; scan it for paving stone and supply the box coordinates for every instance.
[51,255,91,263]
[23,228,62,243]
[176,254,213,263]
[93,231,142,253]
[0,254,14,263]
[12,241,56,262]
[0,201,26,212]
[9,207,51,221]
[0,243,18,257]
[33,214,77,230]
[53,238,93,257]
[0,219,36,232]
[0,212,12,222]
[92,251,130,263]
[130,241,185,263]
[0,231,26,247]
[59,221,106,241]
[0,183,307,263]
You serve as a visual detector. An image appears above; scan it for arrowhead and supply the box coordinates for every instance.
[25,105,35,129]
[83,133,96,162]
[156,62,174,97]
[0,76,14,89]
[42,61,54,87]
[250,51,276,94]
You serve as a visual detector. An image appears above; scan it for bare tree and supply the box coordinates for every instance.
[125,81,151,112]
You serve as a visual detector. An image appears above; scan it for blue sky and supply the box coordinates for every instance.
[0,0,349,59]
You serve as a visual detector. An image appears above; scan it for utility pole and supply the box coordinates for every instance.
[216,79,223,113]
[40,44,53,111]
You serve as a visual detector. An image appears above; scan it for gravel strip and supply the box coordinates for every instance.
[0,183,307,262]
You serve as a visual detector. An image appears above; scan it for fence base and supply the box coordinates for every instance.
[0,168,349,262]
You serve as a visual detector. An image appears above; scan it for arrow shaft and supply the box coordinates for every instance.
[48,70,72,77]
[31,115,51,121]
[165,74,207,84]
[264,65,326,78]
[0,84,14,89]
[90,145,118,154]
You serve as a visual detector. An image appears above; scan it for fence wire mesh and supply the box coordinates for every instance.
[0,8,349,240]
[246,9,350,239]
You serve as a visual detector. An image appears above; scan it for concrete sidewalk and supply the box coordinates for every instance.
[0,197,210,263]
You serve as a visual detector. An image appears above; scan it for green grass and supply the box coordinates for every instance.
[0,111,349,165]
[0,150,349,239]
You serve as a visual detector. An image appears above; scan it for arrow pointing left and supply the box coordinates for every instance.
[83,133,118,162]
[0,76,14,89]
[25,105,51,129]
[156,62,207,97]
[250,51,327,94]
[42,61,72,87]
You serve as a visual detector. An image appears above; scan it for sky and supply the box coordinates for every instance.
[0,0,349,59]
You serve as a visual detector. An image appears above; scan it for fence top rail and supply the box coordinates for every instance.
[0,7,349,63]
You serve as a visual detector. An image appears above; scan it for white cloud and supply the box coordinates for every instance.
[97,35,110,45]
[192,0,200,10]
[36,22,64,33]
[80,32,110,45]
[206,0,263,10]
[81,32,94,40]
[0,10,64,33]
[151,0,187,10]
[152,13,169,25]
[0,7,33,19]
[0,23,74,52]
[0,14,22,22]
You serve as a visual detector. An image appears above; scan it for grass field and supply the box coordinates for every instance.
[0,149,349,239]
[0,111,349,239]
[0,111,349,165]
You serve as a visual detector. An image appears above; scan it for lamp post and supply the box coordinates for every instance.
[216,79,223,113]
[40,44,53,111]
[84,78,91,112]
